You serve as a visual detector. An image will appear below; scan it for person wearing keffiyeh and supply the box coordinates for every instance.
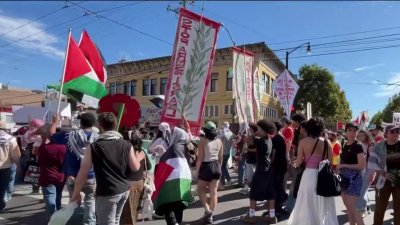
[65,112,98,225]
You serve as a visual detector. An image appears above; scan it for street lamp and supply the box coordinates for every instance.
[285,42,311,69]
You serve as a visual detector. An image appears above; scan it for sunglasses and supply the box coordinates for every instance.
[389,130,400,134]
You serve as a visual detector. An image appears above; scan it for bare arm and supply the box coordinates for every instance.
[11,138,21,163]
[294,139,305,167]
[128,147,145,172]
[218,139,223,164]
[196,139,205,173]
[70,146,92,203]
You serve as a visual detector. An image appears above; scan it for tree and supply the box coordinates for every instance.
[379,94,400,123]
[294,64,352,123]
[370,111,383,125]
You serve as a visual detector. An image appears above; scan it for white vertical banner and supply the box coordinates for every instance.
[273,69,299,117]
[253,66,261,120]
[393,112,400,125]
[160,8,221,135]
[232,47,254,126]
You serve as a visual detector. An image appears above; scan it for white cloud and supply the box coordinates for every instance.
[374,73,400,97]
[0,14,64,59]
[333,71,352,79]
[354,63,385,72]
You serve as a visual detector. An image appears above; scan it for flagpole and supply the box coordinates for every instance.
[57,28,72,117]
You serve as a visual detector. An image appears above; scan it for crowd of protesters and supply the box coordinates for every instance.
[0,110,399,225]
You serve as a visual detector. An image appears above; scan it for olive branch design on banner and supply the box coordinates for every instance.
[176,22,213,118]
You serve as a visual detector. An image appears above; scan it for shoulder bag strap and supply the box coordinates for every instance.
[305,138,320,163]
[322,138,329,160]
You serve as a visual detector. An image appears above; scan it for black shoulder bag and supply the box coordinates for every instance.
[316,139,342,197]
[293,139,319,198]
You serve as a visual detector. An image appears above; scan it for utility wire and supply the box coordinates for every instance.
[95,0,148,13]
[67,1,173,46]
[0,7,67,37]
[0,14,86,49]
[272,33,400,52]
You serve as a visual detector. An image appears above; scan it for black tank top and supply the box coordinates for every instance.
[91,139,132,196]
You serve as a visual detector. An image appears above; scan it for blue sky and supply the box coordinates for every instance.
[0,1,400,120]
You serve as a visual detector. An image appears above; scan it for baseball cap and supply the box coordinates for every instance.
[203,121,217,130]
[345,122,359,131]
[385,124,400,133]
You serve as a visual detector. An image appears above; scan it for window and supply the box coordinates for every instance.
[160,77,168,95]
[265,74,270,95]
[226,71,232,91]
[110,82,117,94]
[214,105,219,117]
[224,104,234,115]
[6,115,13,123]
[130,80,137,96]
[210,105,214,117]
[205,106,209,117]
[124,81,130,95]
[142,80,149,96]
[209,73,218,92]
[224,105,229,115]
[262,73,267,93]
[150,79,157,95]
[271,79,276,97]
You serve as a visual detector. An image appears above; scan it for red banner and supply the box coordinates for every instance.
[160,8,220,135]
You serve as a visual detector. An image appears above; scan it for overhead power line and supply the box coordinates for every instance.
[0,14,86,49]
[67,1,173,46]
[268,25,400,46]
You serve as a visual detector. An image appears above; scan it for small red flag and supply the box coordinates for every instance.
[354,116,359,125]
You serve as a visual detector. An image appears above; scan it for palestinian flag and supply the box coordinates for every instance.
[152,146,192,210]
[77,30,108,108]
[48,32,107,105]
[79,30,107,85]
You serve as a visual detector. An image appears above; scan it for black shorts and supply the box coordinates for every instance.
[250,167,275,201]
[198,161,221,182]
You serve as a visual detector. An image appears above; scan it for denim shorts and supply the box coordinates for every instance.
[340,168,362,196]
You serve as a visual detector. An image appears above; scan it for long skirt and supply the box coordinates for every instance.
[288,168,339,225]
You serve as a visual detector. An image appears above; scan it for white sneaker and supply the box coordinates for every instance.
[239,186,250,194]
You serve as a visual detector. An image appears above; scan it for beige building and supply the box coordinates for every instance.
[106,42,286,130]
[0,84,44,108]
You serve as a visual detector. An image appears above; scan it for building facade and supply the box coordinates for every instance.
[106,42,285,129]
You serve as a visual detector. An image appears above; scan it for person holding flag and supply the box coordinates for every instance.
[152,126,192,225]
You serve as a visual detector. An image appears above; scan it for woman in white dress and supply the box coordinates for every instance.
[288,117,339,225]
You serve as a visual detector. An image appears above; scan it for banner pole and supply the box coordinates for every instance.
[57,28,72,117]
[116,103,125,131]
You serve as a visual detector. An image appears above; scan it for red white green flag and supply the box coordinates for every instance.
[61,33,107,101]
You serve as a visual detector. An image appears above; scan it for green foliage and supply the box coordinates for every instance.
[177,22,212,118]
[294,64,352,122]
[379,94,400,123]
[370,111,383,125]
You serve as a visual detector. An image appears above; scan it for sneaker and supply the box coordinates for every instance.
[262,215,278,224]
[236,183,245,188]
[0,202,6,212]
[239,187,250,195]
[240,214,256,224]
[203,211,213,224]
[152,211,164,219]
[225,180,232,187]
[366,206,372,214]
[189,196,196,205]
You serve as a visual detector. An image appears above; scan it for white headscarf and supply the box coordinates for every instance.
[169,127,188,148]
[159,122,171,144]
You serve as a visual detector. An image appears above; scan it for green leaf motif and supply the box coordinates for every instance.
[179,21,214,118]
